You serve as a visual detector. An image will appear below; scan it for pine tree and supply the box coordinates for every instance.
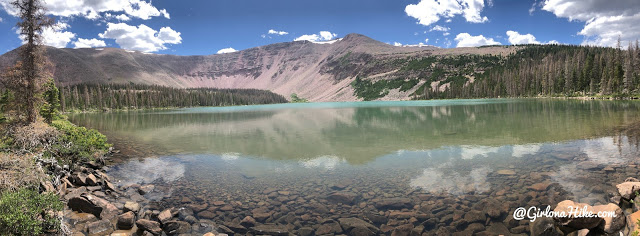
[0,0,53,123]
[40,78,59,124]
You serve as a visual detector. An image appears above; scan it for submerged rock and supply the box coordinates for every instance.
[338,217,379,236]
[328,191,357,204]
[375,198,413,210]
[250,224,290,236]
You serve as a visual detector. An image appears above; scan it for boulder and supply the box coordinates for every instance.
[328,192,357,204]
[592,203,624,234]
[86,174,99,186]
[72,173,88,186]
[136,219,162,235]
[67,193,118,220]
[157,209,173,224]
[123,201,140,213]
[86,219,113,236]
[617,182,640,200]
[116,211,135,230]
[553,200,602,230]
[338,217,379,236]
[628,211,640,233]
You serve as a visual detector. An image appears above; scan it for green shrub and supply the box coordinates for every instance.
[48,119,111,165]
[0,188,63,235]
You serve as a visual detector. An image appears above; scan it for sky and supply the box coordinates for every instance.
[0,0,638,56]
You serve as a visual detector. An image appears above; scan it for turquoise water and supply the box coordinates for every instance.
[69,99,640,234]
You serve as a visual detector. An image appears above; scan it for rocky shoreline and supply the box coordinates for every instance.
[39,142,640,236]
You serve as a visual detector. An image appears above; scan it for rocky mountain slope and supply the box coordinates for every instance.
[0,33,517,101]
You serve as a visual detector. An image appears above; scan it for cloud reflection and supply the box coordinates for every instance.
[299,155,345,170]
[410,167,492,195]
[108,157,185,186]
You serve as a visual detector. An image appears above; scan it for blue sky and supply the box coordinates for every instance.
[0,0,638,55]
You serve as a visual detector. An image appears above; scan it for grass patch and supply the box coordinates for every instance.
[47,119,111,166]
[0,188,63,235]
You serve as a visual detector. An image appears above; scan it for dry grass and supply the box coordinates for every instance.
[0,152,46,192]
[10,121,59,151]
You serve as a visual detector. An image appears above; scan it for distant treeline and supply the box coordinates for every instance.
[419,41,640,99]
[59,83,287,111]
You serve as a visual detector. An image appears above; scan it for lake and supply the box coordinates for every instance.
[69,98,640,235]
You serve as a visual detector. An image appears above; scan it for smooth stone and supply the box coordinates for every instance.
[86,219,113,236]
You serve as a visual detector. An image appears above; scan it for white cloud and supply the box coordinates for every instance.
[115,14,130,21]
[425,38,429,44]
[159,9,170,19]
[294,31,337,42]
[528,1,537,15]
[217,47,237,54]
[405,0,489,26]
[16,22,75,48]
[99,23,182,52]
[73,38,106,48]
[430,25,450,32]
[454,32,500,47]
[393,42,403,46]
[0,16,3,22]
[506,30,540,44]
[1,0,169,20]
[443,32,450,36]
[268,29,288,35]
[542,0,640,47]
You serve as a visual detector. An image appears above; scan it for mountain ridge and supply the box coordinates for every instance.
[0,33,516,101]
